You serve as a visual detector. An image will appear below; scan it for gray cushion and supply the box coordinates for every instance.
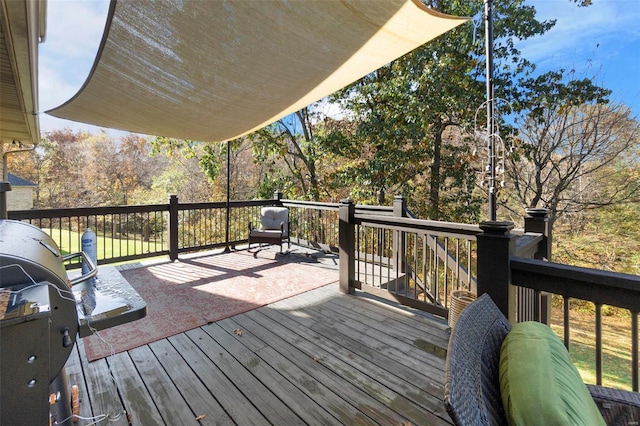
[260,207,288,233]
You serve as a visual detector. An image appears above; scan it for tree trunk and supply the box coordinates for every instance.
[429,128,442,220]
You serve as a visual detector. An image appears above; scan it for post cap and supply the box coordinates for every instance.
[479,220,514,234]
[525,207,550,218]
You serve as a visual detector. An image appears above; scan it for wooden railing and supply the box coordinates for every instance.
[343,197,482,318]
[511,257,640,391]
[7,193,347,267]
[337,202,638,391]
[8,193,639,390]
[474,212,639,392]
[9,203,171,265]
[8,195,282,266]
[282,199,341,253]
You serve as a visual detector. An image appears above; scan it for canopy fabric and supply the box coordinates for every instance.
[47,0,467,143]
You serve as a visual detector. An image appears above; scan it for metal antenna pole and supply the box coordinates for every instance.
[224,140,231,252]
[485,0,497,221]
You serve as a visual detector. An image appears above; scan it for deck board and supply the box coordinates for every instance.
[148,338,234,425]
[108,351,166,425]
[201,322,338,425]
[63,252,453,425]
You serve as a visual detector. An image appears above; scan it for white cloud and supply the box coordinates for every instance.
[516,1,640,115]
[521,1,639,65]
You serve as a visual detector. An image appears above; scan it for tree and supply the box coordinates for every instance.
[40,129,87,208]
[149,136,228,202]
[80,133,159,206]
[324,0,557,221]
[249,107,325,201]
[506,99,640,223]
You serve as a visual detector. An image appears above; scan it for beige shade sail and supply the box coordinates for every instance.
[47,0,467,143]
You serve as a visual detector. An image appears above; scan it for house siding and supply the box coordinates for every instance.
[7,187,34,210]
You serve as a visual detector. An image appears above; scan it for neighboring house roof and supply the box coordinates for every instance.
[0,0,46,144]
[7,172,36,187]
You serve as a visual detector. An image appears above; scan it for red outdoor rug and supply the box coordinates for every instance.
[82,250,338,362]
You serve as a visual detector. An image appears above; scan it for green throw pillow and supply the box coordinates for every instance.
[499,321,605,426]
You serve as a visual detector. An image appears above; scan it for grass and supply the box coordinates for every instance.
[550,302,633,391]
[41,228,167,265]
[551,205,639,391]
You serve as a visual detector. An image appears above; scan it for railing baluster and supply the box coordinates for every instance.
[413,234,418,300]
[364,226,369,287]
[434,236,440,306]
[378,227,384,291]
[633,311,638,392]
[422,235,427,302]
[356,224,360,284]
[564,296,570,350]
[444,237,449,306]
[391,228,397,294]
[455,239,460,291]
[595,303,603,386]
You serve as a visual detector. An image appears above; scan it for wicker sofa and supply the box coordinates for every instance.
[444,294,640,425]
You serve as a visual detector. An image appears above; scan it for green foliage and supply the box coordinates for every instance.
[249,108,326,201]
[515,70,612,121]
[317,0,560,220]
[18,0,631,230]
[151,135,230,182]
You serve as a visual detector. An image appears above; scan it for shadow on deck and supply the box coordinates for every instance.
[64,246,452,425]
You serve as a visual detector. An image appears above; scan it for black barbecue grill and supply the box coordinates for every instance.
[0,216,147,425]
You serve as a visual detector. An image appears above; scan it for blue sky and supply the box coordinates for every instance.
[38,0,640,136]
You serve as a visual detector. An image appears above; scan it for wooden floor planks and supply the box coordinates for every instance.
[63,263,453,426]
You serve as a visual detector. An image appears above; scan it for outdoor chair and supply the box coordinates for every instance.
[248,206,290,253]
[444,293,640,426]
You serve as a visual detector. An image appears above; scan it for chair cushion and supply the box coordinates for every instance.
[499,321,605,426]
[249,229,286,238]
[260,207,288,231]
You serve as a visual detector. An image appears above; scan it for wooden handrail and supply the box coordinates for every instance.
[511,257,640,312]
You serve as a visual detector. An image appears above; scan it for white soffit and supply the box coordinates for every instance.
[0,0,44,144]
[47,0,467,142]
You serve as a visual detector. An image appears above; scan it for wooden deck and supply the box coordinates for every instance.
[62,252,453,426]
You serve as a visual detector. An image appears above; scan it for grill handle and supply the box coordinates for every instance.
[64,251,98,286]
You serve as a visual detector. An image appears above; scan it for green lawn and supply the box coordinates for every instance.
[550,304,633,391]
[41,228,167,264]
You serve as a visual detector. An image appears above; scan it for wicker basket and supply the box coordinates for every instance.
[449,290,477,329]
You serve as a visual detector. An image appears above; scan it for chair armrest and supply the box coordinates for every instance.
[587,384,640,425]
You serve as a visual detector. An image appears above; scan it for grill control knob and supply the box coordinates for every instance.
[61,328,72,348]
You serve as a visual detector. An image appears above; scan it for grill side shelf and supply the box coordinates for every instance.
[71,266,147,338]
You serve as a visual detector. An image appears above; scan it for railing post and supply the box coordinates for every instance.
[524,208,552,260]
[0,181,11,219]
[393,196,407,274]
[477,220,517,322]
[339,198,355,294]
[169,194,179,261]
[273,190,283,205]
[524,208,553,323]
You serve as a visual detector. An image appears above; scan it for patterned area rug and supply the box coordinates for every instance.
[82,250,338,361]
